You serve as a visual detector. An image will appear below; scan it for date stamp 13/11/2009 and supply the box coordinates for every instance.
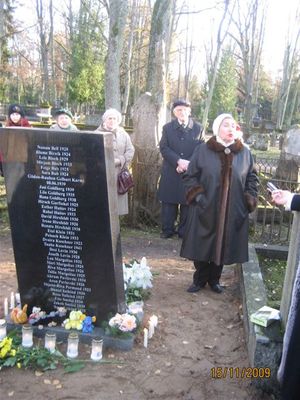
[211,367,271,379]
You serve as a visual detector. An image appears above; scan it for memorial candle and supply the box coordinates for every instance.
[67,333,79,358]
[10,292,15,309]
[143,328,148,348]
[148,320,154,339]
[15,292,21,307]
[4,298,8,316]
[22,324,33,347]
[0,319,7,340]
[90,338,103,361]
[45,332,56,353]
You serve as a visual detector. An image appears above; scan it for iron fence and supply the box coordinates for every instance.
[125,155,298,245]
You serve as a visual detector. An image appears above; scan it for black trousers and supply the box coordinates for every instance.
[193,261,223,286]
[161,202,188,237]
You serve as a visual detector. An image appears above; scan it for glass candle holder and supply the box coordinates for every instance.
[45,332,56,353]
[90,338,103,361]
[0,319,7,340]
[22,324,33,347]
[67,332,79,358]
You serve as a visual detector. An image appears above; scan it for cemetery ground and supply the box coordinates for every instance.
[0,227,277,400]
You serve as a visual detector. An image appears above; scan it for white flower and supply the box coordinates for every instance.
[123,257,153,290]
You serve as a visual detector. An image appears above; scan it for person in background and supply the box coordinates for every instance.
[96,108,134,216]
[157,99,203,239]
[272,189,300,400]
[50,108,78,131]
[6,104,31,127]
[181,113,258,294]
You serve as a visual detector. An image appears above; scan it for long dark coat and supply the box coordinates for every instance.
[180,137,258,265]
[157,118,203,204]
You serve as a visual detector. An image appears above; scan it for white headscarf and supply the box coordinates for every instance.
[212,113,234,137]
[102,108,122,125]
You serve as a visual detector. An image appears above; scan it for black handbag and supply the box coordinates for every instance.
[117,167,134,194]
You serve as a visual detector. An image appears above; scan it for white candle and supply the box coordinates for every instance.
[148,320,154,339]
[0,319,7,340]
[10,292,15,309]
[150,315,158,328]
[4,298,8,316]
[143,328,148,348]
[15,292,21,307]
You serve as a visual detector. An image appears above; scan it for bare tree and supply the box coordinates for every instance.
[36,0,54,103]
[230,0,266,137]
[276,17,300,130]
[201,0,232,131]
[105,0,128,110]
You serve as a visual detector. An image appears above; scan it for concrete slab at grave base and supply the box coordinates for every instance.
[238,243,287,396]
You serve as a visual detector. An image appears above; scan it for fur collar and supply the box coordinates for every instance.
[206,136,243,153]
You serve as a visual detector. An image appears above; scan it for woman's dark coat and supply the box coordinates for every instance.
[180,137,258,265]
[157,118,203,204]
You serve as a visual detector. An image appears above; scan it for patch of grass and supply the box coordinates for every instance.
[251,146,281,159]
[258,255,286,309]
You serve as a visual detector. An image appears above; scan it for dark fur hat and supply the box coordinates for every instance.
[8,104,25,117]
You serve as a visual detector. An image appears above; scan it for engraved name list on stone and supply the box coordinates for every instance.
[27,144,91,311]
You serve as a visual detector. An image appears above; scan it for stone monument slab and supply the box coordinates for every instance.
[0,127,126,324]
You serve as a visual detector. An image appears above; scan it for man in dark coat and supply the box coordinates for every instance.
[157,100,203,238]
[272,190,300,400]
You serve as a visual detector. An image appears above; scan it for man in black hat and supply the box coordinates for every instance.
[157,99,204,239]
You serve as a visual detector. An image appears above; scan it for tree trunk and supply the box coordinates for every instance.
[121,0,137,120]
[105,0,128,110]
[36,0,53,102]
[131,0,174,227]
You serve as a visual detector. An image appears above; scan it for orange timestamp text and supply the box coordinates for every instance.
[211,367,271,379]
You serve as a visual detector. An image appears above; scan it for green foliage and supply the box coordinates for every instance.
[209,48,238,119]
[0,331,85,373]
[67,1,106,107]
[258,256,286,309]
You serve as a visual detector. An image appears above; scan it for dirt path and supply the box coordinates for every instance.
[0,231,274,400]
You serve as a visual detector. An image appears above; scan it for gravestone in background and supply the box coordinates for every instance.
[0,127,126,324]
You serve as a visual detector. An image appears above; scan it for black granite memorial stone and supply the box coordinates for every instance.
[0,127,126,324]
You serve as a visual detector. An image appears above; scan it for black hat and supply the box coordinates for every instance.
[54,108,73,119]
[8,104,25,117]
[172,99,191,110]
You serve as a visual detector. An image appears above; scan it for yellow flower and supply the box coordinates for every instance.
[10,349,16,357]
[0,337,12,359]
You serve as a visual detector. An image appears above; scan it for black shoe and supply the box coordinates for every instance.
[210,284,223,293]
[160,232,173,239]
[187,283,205,293]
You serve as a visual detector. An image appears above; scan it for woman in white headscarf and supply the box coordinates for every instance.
[96,108,134,215]
[180,113,258,294]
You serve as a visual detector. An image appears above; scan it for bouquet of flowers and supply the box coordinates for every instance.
[104,313,137,338]
[123,257,153,303]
